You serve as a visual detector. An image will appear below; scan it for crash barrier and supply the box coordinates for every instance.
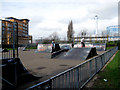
[1,58,39,89]
[26,47,118,90]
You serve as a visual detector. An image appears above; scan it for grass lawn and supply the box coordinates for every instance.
[106,46,115,50]
[92,50,120,88]
[26,47,37,49]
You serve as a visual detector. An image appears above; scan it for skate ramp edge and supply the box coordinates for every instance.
[2,58,40,86]
[58,47,97,60]
[51,49,67,58]
[86,47,97,60]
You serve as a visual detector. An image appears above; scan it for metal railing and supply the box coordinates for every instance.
[26,47,118,90]
[1,22,18,59]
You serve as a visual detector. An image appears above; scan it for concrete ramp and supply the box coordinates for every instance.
[2,58,39,88]
[58,47,97,60]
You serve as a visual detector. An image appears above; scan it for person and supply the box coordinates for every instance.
[51,39,55,53]
[81,38,85,47]
[72,42,74,48]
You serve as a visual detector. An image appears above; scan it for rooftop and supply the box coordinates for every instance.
[5,17,29,22]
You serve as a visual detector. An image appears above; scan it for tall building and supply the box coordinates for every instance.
[106,25,119,36]
[0,17,32,45]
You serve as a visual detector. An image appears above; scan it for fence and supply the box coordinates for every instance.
[26,47,118,90]
[2,22,18,59]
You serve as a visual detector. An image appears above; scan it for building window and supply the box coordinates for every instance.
[2,23,5,27]
[23,27,25,29]
[8,28,11,31]
[8,24,10,27]
[2,27,5,30]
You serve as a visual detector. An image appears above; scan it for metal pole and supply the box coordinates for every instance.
[89,60,92,77]
[13,22,15,59]
[95,15,98,35]
[77,68,79,88]
[16,22,18,58]
[95,58,97,73]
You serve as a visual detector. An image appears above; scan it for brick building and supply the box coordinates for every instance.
[0,17,32,45]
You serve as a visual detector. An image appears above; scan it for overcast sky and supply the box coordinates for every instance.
[0,0,119,40]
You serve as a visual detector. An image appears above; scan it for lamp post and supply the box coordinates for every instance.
[94,15,98,36]
[94,15,98,43]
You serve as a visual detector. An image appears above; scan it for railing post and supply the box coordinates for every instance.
[95,58,97,73]
[13,22,15,59]
[80,65,82,87]
[16,22,18,58]
[101,55,103,68]
[69,71,71,88]
[103,54,105,65]
[89,60,92,77]
[49,79,52,90]
[62,74,64,88]
[71,70,73,88]
[77,67,79,88]
[65,72,67,88]
[74,69,76,88]
[14,61,17,87]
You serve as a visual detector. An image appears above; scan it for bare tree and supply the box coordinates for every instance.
[49,32,60,41]
[67,20,74,41]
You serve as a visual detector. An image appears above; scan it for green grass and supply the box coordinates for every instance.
[92,50,120,88]
[26,47,37,49]
[106,46,115,50]
[7,48,17,50]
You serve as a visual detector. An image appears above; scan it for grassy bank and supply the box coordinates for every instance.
[92,50,120,88]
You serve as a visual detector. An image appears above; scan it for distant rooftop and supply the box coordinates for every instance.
[5,17,29,22]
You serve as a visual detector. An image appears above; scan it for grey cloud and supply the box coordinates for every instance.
[38,27,62,32]
[30,16,44,25]
[88,3,118,20]
[58,17,88,24]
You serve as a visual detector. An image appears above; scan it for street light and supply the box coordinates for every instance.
[94,15,98,36]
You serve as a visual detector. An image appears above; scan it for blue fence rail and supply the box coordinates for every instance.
[26,47,118,90]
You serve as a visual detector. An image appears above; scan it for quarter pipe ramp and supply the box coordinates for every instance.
[57,47,97,60]
[2,58,39,89]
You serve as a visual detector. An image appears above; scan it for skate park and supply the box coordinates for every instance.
[0,21,118,90]
[1,40,112,89]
